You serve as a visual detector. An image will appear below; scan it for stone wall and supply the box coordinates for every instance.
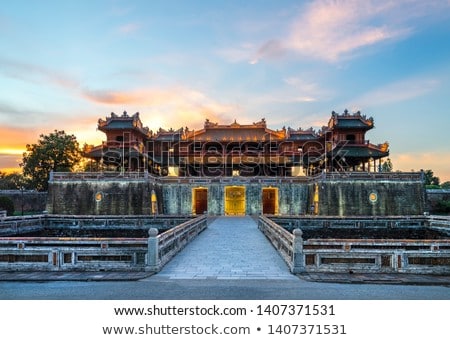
[426,189,450,213]
[318,180,426,216]
[161,183,194,215]
[159,182,310,215]
[46,175,426,216]
[47,180,153,215]
[0,190,47,214]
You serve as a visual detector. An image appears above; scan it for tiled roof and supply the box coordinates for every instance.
[335,146,389,158]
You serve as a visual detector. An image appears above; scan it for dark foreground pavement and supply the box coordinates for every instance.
[1,271,449,300]
[1,270,450,286]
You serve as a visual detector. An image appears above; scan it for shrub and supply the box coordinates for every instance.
[436,200,450,214]
[0,196,15,216]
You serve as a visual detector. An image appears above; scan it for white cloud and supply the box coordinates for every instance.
[217,44,258,64]
[0,57,79,89]
[118,23,141,34]
[286,0,413,62]
[353,76,440,107]
[223,0,450,64]
[282,76,334,102]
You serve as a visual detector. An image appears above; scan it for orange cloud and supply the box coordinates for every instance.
[392,151,450,183]
[0,127,41,151]
[82,86,238,131]
[0,155,22,173]
[83,89,145,105]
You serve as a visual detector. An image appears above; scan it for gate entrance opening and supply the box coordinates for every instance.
[192,187,208,215]
[224,186,246,215]
[262,187,278,214]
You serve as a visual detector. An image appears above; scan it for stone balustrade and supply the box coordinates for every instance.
[258,215,296,271]
[49,171,423,183]
[50,171,149,181]
[0,214,192,236]
[0,215,207,272]
[427,215,450,228]
[0,237,148,271]
[302,238,450,274]
[258,215,450,275]
[271,215,430,229]
[147,215,208,271]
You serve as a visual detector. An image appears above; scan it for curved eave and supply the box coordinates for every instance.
[333,145,389,159]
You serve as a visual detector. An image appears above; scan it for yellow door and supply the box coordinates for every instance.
[224,186,245,215]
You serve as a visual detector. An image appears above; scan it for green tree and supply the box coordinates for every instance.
[423,169,440,186]
[441,181,450,189]
[0,172,31,190]
[436,200,450,213]
[381,158,393,172]
[21,130,82,191]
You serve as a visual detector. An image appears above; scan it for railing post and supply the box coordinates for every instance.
[146,228,160,272]
[292,228,305,273]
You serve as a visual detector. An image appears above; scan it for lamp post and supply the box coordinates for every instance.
[323,130,333,173]
[169,146,174,176]
[324,132,327,173]
[20,186,24,216]
[122,132,125,175]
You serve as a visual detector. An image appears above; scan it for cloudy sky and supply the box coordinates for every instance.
[1,0,449,181]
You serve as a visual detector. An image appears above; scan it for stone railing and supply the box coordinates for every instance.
[0,214,193,236]
[0,215,47,236]
[49,170,424,184]
[320,171,423,181]
[50,171,149,181]
[258,216,304,273]
[0,237,148,271]
[159,175,318,184]
[271,215,429,229]
[0,215,207,272]
[427,215,450,228]
[50,171,319,184]
[302,238,450,274]
[259,216,450,274]
[147,215,208,271]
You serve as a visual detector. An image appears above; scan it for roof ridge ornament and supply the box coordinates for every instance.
[230,119,239,127]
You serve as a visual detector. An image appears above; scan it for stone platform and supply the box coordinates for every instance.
[1,216,449,287]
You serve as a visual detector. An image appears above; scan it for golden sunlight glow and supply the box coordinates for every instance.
[0,148,25,155]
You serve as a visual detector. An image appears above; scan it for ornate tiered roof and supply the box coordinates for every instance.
[98,111,151,137]
[184,118,286,141]
[328,109,374,130]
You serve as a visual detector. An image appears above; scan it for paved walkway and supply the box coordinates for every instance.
[156,216,297,280]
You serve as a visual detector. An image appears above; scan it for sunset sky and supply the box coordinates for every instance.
[1,0,449,181]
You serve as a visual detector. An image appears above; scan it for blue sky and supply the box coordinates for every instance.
[0,0,449,181]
